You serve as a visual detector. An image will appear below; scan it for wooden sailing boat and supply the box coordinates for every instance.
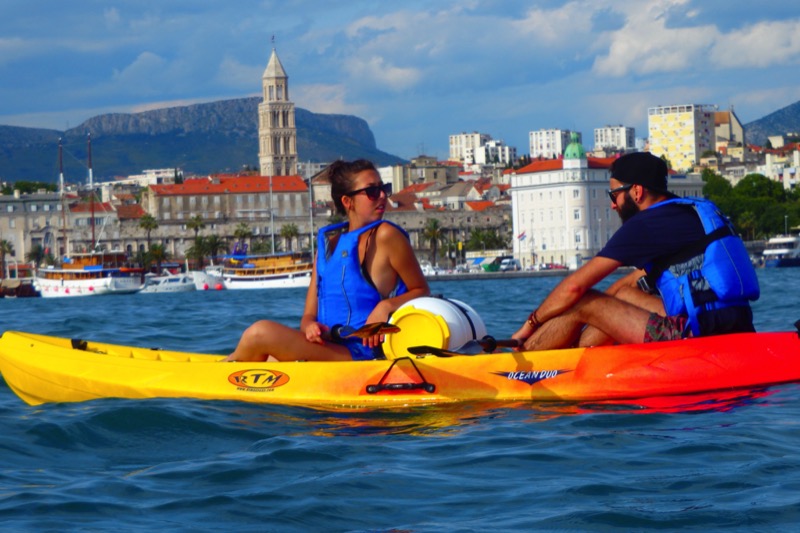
[34,135,143,297]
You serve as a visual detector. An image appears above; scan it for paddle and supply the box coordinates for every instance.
[325,322,400,342]
[408,335,521,357]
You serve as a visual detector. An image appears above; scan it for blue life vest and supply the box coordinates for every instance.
[316,219,409,329]
[644,198,759,337]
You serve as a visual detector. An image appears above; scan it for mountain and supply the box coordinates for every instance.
[0,97,406,183]
[743,100,800,147]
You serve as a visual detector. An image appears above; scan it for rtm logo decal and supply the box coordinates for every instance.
[228,369,290,390]
[493,369,569,386]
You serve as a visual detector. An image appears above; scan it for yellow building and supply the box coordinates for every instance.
[647,104,716,172]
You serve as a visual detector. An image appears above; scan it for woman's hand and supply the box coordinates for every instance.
[304,321,329,345]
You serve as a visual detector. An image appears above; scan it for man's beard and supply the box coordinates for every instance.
[617,192,640,222]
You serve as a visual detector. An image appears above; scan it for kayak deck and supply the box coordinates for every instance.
[1,330,799,408]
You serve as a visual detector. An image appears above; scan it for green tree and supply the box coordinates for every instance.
[148,243,168,273]
[422,218,443,266]
[0,239,14,279]
[280,223,299,252]
[233,223,253,253]
[139,214,159,251]
[466,228,507,251]
[25,243,47,267]
[185,237,207,269]
[701,168,733,200]
[187,215,205,239]
[204,235,228,262]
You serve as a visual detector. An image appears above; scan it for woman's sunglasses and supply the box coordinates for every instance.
[606,184,633,203]
[346,182,392,201]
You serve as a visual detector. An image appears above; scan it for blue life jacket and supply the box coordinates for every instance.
[316,219,409,330]
[643,197,759,337]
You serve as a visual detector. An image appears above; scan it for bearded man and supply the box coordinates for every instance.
[513,152,759,350]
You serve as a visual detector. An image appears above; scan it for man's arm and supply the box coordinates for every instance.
[514,256,622,345]
[533,256,622,324]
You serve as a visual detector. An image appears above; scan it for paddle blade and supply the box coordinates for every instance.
[343,322,400,339]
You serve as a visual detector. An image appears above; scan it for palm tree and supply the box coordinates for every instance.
[185,236,207,269]
[280,223,299,252]
[233,223,253,255]
[0,239,14,279]
[139,214,158,251]
[204,235,228,262]
[25,243,46,267]
[148,243,168,274]
[186,215,205,240]
[422,218,443,267]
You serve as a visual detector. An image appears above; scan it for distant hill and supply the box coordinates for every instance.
[0,97,406,183]
[744,99,800,147]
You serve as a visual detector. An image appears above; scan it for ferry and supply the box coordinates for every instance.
[762,232,800,268]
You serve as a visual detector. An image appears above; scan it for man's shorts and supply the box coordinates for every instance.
[644,313,688,342]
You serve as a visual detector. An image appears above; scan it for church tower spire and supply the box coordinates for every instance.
[258,45,298,176]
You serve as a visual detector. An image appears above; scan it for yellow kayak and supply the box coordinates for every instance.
[1,329,799,408]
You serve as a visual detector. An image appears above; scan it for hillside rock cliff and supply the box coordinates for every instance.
[0,97,404,182]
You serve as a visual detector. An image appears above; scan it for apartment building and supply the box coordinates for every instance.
[529,129,581,159]
[594,125,635,152]
[449,132,491,163]
[648,104,716,172]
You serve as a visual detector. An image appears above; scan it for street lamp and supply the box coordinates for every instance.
[785,215,789,235]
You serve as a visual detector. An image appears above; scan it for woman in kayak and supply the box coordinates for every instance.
[226,159,430,362]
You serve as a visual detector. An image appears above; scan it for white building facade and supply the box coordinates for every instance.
[449,132,491,164]
[594,125,635,152]
[511,138,618,270]
[529,129,580,159]
[475,139,517,167]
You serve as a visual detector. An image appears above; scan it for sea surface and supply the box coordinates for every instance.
[1,269,799,532]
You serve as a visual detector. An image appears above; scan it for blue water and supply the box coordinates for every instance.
[1,270,800,531]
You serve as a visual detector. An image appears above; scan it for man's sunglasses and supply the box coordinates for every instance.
[346,182,392,200]
[607,184,633,203]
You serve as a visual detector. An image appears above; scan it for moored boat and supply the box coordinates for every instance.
[1,327,798,408]
[35,252,143,297]
[139,271,196,294]
[762,231,800,267]
[220,251,312,290]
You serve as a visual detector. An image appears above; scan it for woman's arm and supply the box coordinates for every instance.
[300,256,327,344]
[364,223,430,326]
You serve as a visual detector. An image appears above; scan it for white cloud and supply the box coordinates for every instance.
[512,2,596,46]
[293,83,368,117]
[216,56,263,90]
[593,0,716,76]
[345,56,422,91]
[711,20,800,68]
[112,51,167,85]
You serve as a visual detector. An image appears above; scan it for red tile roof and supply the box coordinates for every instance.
[398,182,437,194]
[150,175,308,196]
[116,204,146,220]
[70,201,115,214]
[466,200,494,212]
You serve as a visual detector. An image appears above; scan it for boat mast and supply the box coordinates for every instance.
[58,139,69,259]
[87,133,96,251]
[270,174,275,253]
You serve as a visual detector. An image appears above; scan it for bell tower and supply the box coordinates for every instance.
[258,46,298,176]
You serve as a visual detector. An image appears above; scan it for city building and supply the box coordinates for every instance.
[594,125,635,152]
[449,132,491,163]
[714,108,745,150]
[258,47,298,176]
[647,104,716,172]
[475,139,516,167]
[511,134,617,270]
[510,135,704,270]
[529,129,581,159]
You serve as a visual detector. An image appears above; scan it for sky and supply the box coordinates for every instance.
[1,0,799,161]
